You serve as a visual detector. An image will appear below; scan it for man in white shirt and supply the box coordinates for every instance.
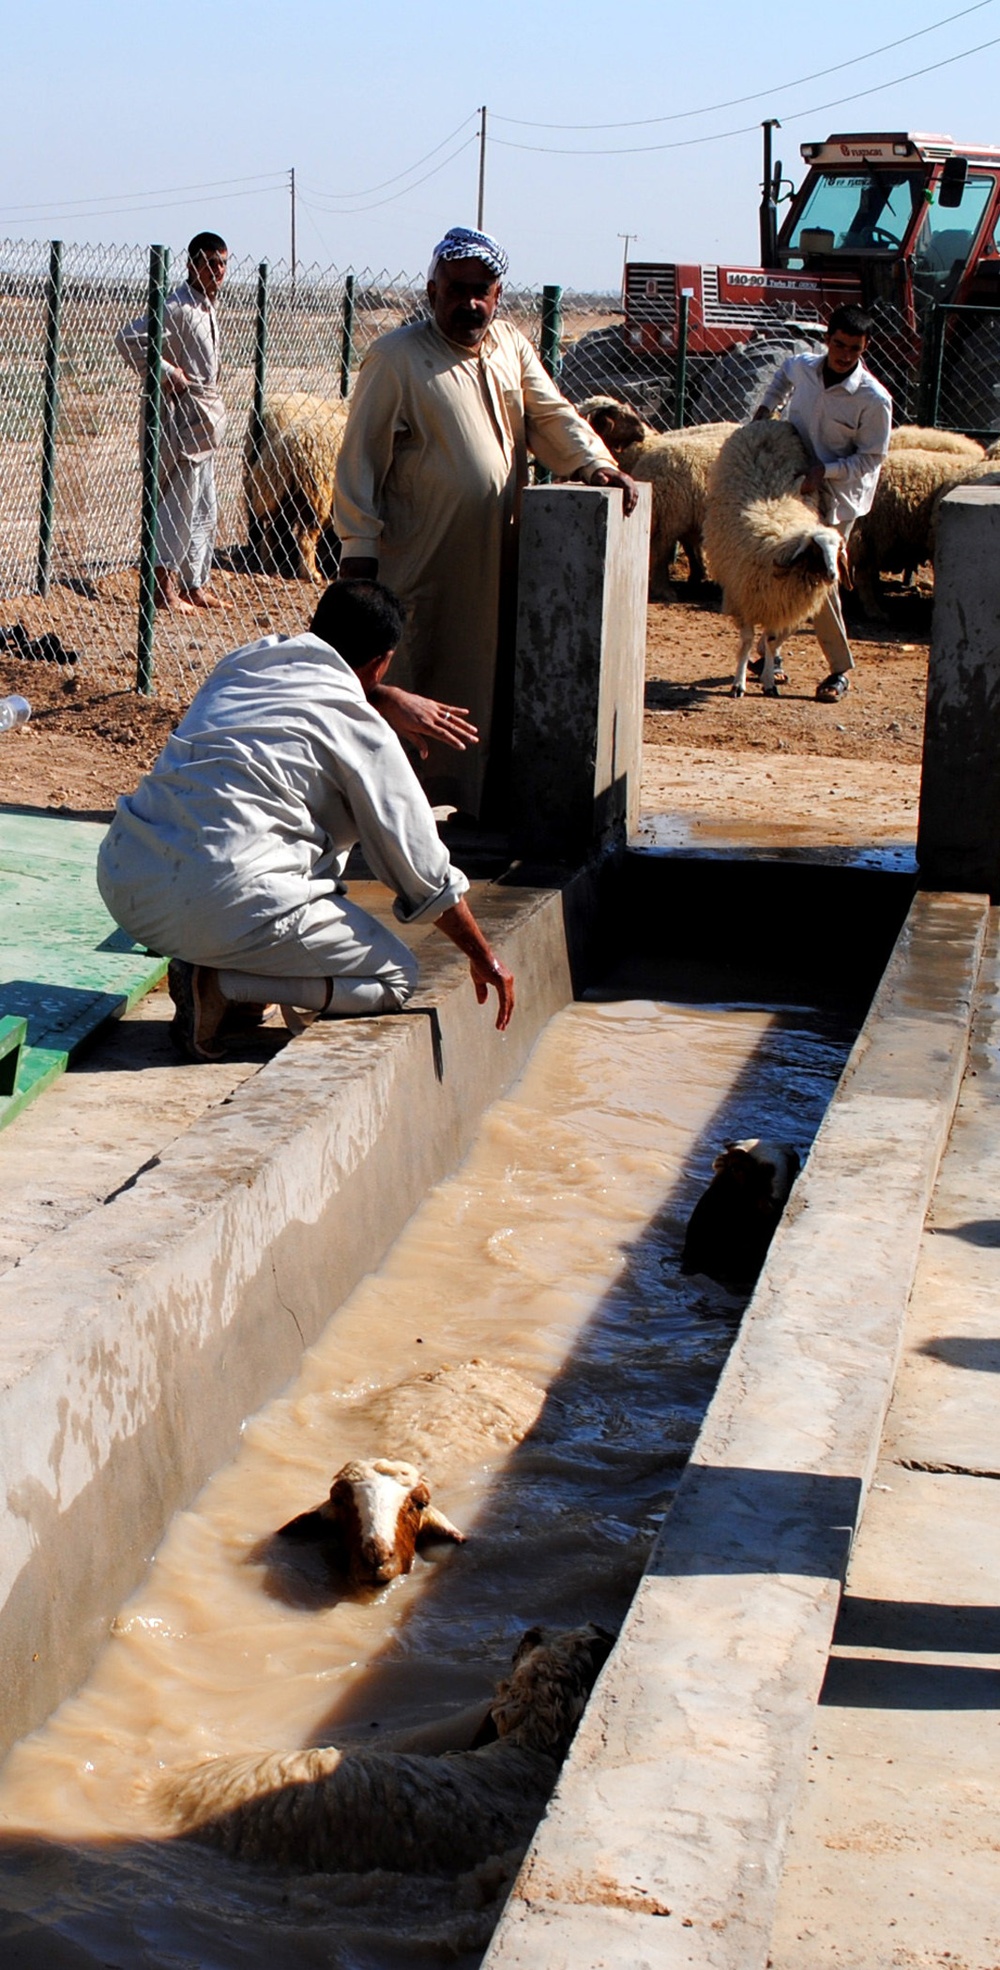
[97,582,515,1057]
[754,305,892,701]
[116,231,230,615]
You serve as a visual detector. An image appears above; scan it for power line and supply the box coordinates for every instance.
[491,34,1000,156]
[0,170,287,220]
[490,0,994,130]
[303,113,478,203]
[302,134,478,214]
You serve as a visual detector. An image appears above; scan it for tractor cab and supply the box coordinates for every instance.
[778,134,1000,320]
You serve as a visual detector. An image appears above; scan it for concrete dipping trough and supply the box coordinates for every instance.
[0,481,994,1967]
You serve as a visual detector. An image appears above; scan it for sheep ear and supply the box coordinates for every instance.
[772,535,807,571]
[277,1506,331,1542]
[416,1502,466,1547]
[590,408,618,443]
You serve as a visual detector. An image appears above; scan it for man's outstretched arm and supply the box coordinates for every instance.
[433,899,515,1032]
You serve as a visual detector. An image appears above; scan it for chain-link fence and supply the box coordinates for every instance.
[0,236,996,699]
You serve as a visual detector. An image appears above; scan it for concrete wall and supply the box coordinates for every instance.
[0,877,598,1759]
[511,484,650,865]
[919,484,1000,898]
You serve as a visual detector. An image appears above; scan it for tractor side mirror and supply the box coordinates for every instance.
[938,156,969,209]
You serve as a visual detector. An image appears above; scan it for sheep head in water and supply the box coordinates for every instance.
[681,1138,800,1288]
[277,1458,465,1587]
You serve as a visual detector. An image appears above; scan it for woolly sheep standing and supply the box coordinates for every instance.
[889,426,985,460]
[703,421,848,696]
[244,392,349,582]
[156,1623,614,1874]
[579,397,735,598]
[848,446,973,620]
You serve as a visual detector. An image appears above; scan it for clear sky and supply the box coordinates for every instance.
[3,0,998,287]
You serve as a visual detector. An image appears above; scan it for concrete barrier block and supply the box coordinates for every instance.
[919,485,1000,898]
[511,484,650,863]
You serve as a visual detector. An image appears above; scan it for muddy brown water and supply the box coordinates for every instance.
[0,990,851,1968]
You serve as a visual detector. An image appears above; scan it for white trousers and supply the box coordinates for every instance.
[813,518,856,677]
[186,889,419,1014]
[157,455,217,589]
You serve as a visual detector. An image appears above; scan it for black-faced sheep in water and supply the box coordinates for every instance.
[244,392,348,582]
[277,1458,465,1589]
[579,397,736,597]
[703,422,849,697]
[681,1138,800,1287]
[157,1623,615,1874]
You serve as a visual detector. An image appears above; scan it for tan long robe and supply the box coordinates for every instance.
[333,317,616,814]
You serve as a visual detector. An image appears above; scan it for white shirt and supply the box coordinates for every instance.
[96,634,468,963]
[759,353,892,527]
[116,279,226,462]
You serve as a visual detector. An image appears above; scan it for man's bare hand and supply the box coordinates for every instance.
[368,683,479,757]
[162,367,190,395]
[800,461,827,497]
[588,465,639,515]
[469,950,515,1031]
[434,898,515,1032]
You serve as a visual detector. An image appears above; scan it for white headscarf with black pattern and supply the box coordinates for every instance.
[428,226,509,283]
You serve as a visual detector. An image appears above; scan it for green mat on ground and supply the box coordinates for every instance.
[0,809,167,1131]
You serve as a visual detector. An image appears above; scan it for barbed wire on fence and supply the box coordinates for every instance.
[0,236,995,700]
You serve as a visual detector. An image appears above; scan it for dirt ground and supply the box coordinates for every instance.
[0,570,931,822]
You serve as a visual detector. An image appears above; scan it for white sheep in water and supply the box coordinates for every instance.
[157,1623,614,1874]
[243,392,349,583]
[579,397,735,598]
[703,421,848,698]
[273,1359,547,1587]
[277,1459,465,1589]
[681,1138,800,1287]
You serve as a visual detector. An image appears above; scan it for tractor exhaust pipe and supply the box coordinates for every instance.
[759,119,782,270]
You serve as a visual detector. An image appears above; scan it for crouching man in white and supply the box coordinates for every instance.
[754,304,891,702]
[97,581,514,1058]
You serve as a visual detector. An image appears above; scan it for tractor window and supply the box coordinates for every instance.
[785,169,924,256]
[912,174,995,298]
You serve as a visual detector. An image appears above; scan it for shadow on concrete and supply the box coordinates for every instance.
[820,1654,1000,1709]
[836,1594,1000,1653]
[917,1335,1000,1373]
[933,1218,1000,1248]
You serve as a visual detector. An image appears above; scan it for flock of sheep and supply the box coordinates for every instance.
[243,377,996,700]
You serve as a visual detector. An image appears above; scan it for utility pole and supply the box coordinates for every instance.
[290,166,297,301]
[618,233,637,305]
[477,107,487,229]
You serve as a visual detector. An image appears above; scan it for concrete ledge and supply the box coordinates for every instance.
[0,872,596,1758]
[483,890,988,1970]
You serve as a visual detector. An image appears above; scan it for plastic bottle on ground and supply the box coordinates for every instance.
[0,696,30,733]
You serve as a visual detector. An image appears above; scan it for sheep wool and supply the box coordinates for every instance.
[889,426,985,460]
[157,1624,613,1875]
[579,398,736,598]
[243,392,349,582]
[703,421,845,687]
[849,446,976,620]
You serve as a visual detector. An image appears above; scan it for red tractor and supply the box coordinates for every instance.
[560,131,1000,432]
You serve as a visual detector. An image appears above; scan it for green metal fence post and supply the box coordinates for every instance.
[36,239,64,597]
[136,244,168,696]
[928,304,948,430]
[535,284,563,485]
[340,274,356,399]
[247,260,269,565]
[675,289,691,430]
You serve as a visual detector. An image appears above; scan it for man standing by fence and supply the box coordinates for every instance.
[116,232,229,614]
[333,225,636,822]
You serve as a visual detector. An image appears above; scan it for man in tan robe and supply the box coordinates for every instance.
[333,226,637,819]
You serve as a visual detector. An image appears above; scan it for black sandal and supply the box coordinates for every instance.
[815,673,849,703]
